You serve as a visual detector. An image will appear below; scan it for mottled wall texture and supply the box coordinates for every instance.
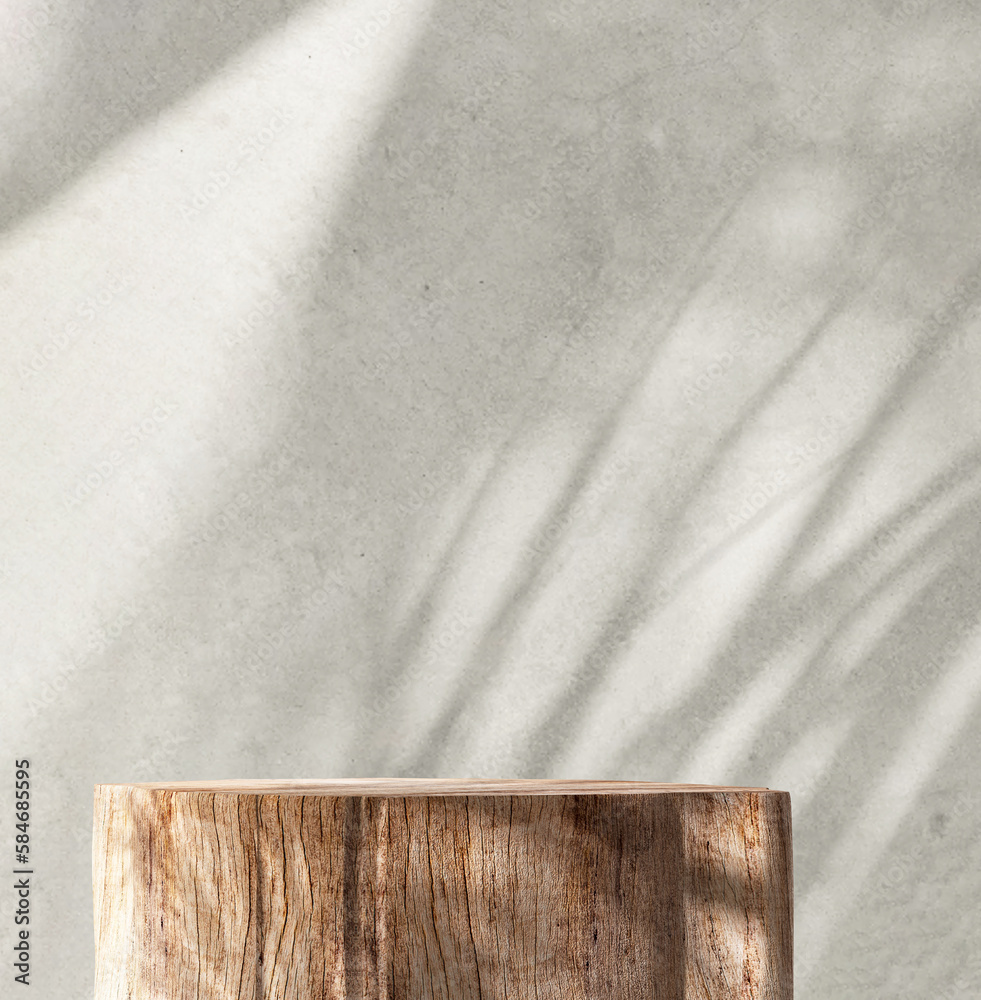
[2,0,980,997]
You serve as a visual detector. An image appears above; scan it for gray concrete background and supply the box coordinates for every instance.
[2,0,980,996]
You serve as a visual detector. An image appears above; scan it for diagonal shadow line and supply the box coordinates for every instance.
[608,273,981,774]
[383,451,505,658]
[389,185,756,776]
[698,485,981,818]
[750,257,981,596]
[703,268,981,640]
[0,0,319,236]
[864,511,981,663]
[517,265,885,768]
[795,469,981,682]
[613,454,981,771]
[802,441,981,604]
[625,441,858,623]
[864,495,981,650]
[648,247,892,582]
[786,687,981,980]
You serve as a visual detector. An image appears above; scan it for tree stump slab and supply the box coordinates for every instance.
[93,779,792,999]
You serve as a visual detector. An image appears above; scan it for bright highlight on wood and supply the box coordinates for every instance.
[93,779,793,998]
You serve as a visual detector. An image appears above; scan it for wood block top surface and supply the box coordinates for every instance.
[95,777,782,795]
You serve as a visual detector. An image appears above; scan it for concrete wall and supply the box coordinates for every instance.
[3,0,980,996]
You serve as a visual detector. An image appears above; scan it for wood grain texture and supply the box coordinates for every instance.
[93,780,792,999]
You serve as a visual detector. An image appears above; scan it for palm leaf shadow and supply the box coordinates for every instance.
[388,184,756,775]
[612,261,981,774]
[518,255,890,768]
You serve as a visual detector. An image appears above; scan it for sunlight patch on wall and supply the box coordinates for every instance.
[0,0,436,687]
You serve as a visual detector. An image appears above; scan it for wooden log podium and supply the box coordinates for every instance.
[93,779,792,999]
